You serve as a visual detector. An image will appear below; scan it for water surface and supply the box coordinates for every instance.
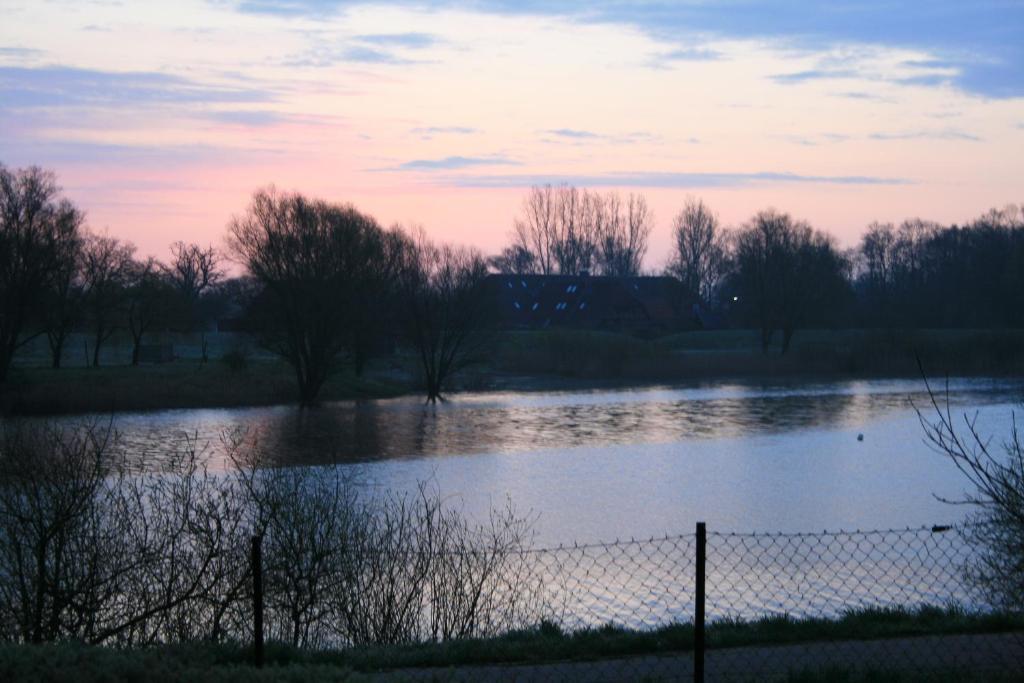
[43,377,1023,544]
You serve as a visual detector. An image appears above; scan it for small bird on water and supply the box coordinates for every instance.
[857,433,864,442]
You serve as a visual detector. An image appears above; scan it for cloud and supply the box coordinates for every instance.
[778,132,849,146]
[661,47,721,61]
[540,129,658,145]
[0,137,280,166]
[0,65,270,109]
[203,109,288,126]
[356,32,439,49]
[647,47,723,68]
[441,170,907,188]
[868,129,980,142]
[832,91,891,102]
[229,1,1024,97]
[411,126,477,135]
[545,129,600,139]
[393,155,520,171]
[896,74,951,88]
[772,69,859,84]
[0,46,43,59]
[339,46,420,65]
[286,34,437,67]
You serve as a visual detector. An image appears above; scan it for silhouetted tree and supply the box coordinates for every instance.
[125,258,174,366]
[595,192,652,277]
[164,242,223,363]
[0,165,84,380]
[41,200,86,369]
[81,233,134,367]
[398,233,493,404]
[511,185,652,276]
[853,207,1024,329]
[733,210,847,353]
[666,198,729,306]
[488,245,537,275]
[227,188,392,404]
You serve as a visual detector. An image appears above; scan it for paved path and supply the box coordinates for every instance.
[373,631,1024,682]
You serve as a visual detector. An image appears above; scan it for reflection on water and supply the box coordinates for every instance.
[11,377,1023,621]
[53,378,1022,471]
[14,377,1023,544]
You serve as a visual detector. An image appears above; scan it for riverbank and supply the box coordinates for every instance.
[0,361,410,416]
[3,328,1022,416]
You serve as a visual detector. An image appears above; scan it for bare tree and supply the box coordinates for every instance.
[733,209,848,353]
[398,232,494,404]
[511,185,651,277]
[42,201,86,368]
[164,242,223,362]
[125,258,173,366]
[165,242,222,302]
[596,192,652,277]
[488,245,537,275]
[227,188,392,404]
[666,198,729,305]
[916,375,1024,610]
[512,185,559,275]
[81,233,135,367]
[0,165,84,380]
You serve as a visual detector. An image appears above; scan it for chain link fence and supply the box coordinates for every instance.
[272,522,1023,682]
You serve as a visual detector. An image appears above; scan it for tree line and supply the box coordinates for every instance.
[0,165,227,377]
[659,199,1024,351]
[494,190,1024,352]
[0,165,493,405]
[2,162,1022,405]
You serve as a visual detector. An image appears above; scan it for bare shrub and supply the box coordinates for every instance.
[231,433,543,648]
[0,424,252,645]
[917,378,1024,610]
[0,424,541,650]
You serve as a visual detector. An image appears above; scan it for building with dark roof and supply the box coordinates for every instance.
[484,273,697,335]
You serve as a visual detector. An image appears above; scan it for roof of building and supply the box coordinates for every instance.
[484,273,691,332]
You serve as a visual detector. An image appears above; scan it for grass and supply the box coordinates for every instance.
[0,358,410,415]
[1,607,1020,681]
[4,327,1023,416]
[0,641,363,683]
[492,327,1024,382]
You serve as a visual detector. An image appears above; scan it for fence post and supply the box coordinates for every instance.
[251,535,264,668]
[695,521,706,683]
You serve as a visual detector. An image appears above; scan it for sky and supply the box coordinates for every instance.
[1,0,1022,267]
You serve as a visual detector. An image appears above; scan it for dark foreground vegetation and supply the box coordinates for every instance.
[2,162,1022,412]
[1,606,1021,682]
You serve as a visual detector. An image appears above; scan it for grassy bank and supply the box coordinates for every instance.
[2,606,1020,682]
[0,359,410,415]
[493,328,1024,382]
[0,641,362,683]
[3,328,1022,416]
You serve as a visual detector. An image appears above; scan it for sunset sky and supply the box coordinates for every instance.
[1,1,1022,266]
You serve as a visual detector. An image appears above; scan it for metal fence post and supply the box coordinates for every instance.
[251,535,264,668]
[695,521,706,683]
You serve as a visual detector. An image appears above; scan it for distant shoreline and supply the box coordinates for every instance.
[2,328,1022,417]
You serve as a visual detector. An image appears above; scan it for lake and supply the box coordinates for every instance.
[44,376,1023,545]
